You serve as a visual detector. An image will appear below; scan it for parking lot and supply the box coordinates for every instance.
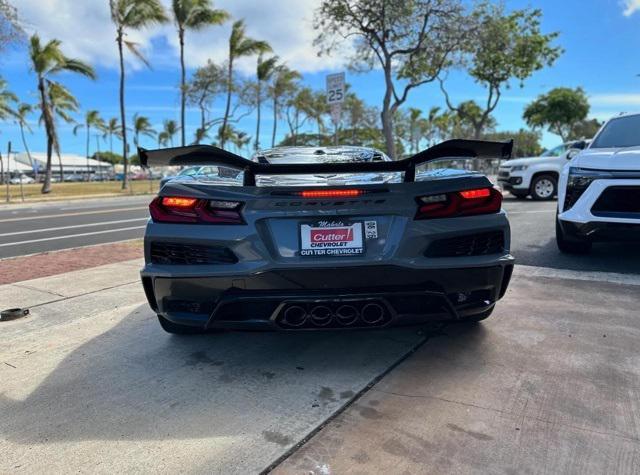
[1,196,640,474]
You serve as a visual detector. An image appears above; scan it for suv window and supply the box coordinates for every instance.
[591,115,640,148]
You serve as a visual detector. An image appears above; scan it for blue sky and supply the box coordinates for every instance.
[1,0,640,157]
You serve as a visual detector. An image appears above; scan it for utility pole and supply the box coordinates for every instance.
[6,142,11,203]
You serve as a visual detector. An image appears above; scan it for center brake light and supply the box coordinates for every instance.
[299,189,363,198]
[416,187,502,220]
[150,196,244,224]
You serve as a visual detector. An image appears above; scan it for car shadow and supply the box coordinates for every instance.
[1,304,443,446]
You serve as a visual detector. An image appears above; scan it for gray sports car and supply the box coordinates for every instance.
[139,140,514,334]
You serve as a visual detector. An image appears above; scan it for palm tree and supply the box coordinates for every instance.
[158,131,170,147]
[73,110,105,179]
[29,34,95,193]
[132,113,157,147]
[255,54,278,151]
[161,119,180,147]
[0,76,18,121]
[0,77,18,185]
[219,20,271,148]
[14,103,36,179]
[172,0,228,146]
[47,82,81,181]
[103,117,122,156]
[269,65,300,147]
[110,0,167,190]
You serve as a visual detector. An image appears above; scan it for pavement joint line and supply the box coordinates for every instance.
[371,388,640,443]
[0,206,148,223]
[25,280,141,310]
[506,210,553,214]
[11,282,67,298]
[0,238,141,261]
[0,225,147,247]
[261,325,444,474]
[515,264,640,286]
[0,217,148,237]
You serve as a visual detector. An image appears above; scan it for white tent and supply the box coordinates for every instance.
[1,153,32,175]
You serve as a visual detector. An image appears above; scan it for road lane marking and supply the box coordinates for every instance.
[0,206,148,223]
[0,218,148,237]
[515,265,640,286]
[0,226,146,247]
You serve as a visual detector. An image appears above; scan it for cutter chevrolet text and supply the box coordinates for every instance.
[139,140,515,334]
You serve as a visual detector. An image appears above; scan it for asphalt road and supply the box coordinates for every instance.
[1,193,639,275]
[0,196,151,258]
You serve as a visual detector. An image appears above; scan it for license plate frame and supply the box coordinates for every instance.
[298,220,365,257]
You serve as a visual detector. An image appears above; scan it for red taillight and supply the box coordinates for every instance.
[161,196,198,208]
[416,187,502,220]
[150,196,244,224]
[299,189,363,198]
[459,188,491,199]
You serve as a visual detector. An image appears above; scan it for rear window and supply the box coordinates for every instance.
[591,115,640,148]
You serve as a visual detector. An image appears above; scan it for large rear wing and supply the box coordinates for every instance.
[138,139,512,186]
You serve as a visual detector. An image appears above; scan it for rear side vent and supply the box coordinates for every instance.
[150,242,238,265]
[425,231,505,258]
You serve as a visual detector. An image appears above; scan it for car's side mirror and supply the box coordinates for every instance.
[572,140,587,150]
[566,148,581,160]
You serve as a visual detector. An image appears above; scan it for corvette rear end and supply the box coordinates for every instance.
[139,140,515,334]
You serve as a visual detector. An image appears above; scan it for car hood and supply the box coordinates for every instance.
[502,155,552,167]
[574,147,640,171]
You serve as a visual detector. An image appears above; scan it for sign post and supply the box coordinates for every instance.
[326,72,345,145]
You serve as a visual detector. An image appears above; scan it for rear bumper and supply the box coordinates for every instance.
[141,261,514,330]
[558,220,640,242]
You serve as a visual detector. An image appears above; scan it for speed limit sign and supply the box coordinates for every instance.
[326,72,345,105]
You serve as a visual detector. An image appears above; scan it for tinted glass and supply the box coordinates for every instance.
[592,115,640,148]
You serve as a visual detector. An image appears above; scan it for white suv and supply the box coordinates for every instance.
[556,113,640,253]
[498,141,588,200]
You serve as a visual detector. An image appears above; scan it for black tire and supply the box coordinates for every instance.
[530,174,557,201]
[556,215,592,254]
[511,191,528,199]
[157,314,208,335]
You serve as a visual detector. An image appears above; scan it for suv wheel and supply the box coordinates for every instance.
[531,174,557,201]
[157,314,209,335]
[556,215,592,254]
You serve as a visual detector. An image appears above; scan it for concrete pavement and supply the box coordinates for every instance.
[2,258,640,473]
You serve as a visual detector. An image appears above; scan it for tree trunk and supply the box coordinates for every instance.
[19,123,36,181]
[381,64,395,158]
[255,80,261,151]
[220,58,233,148]
[271,96,277,148]
[86,123,90,181]
[38,78,54,194]
[179,28,186,147]
[117,32,129,190]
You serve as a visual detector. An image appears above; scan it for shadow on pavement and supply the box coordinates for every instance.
[0,305,434,446]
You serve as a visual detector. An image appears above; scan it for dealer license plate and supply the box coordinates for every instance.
[299,220,365,257]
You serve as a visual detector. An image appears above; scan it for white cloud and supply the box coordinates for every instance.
[590,93,640,106]
[13,0,347,74]
[622,0,640,16]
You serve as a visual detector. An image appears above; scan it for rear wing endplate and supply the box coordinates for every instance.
[138,139,512,186]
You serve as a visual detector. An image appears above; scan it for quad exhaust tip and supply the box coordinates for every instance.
[277,301,390,329]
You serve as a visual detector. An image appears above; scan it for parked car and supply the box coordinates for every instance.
[9,175,35,185]
[498,140,589,200]
[556,113,640,253]
[139,141,515,335]
[64,173,85,182]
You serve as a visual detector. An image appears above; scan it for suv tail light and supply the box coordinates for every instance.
[149,196,244,224]
[416,187,502,220]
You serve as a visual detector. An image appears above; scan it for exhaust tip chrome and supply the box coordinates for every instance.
[361,303,385,324]
[282,305,307,327]
[335,304,359,326]
[309,305,332,326]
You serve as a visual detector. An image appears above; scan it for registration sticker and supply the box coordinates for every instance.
[299,221,364,257]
